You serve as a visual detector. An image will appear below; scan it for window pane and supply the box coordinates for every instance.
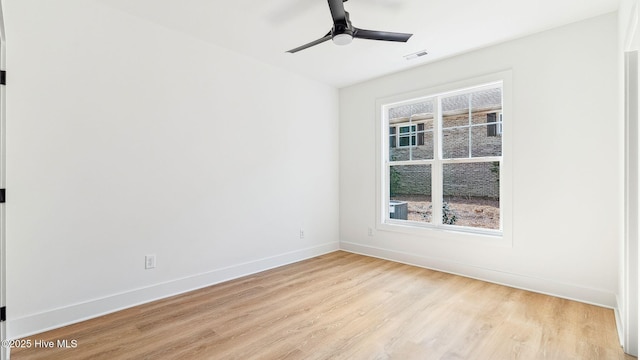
[442,88,503,160]
[390,144,409,161]
[389,100,435,162]
[412,129,434,160]
[442,94,469,128]
[442,127,469,159]
[471,125,502,157]
[471,88,502,125]
[442,162,500,230]
[399,136,412,147]
[390,121,434,160]
[389,164,432,223]
[442,113,469,129]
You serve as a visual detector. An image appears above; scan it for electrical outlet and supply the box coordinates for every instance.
[299,229,305,239]
[368,227,374,237]
[145,255,156,269]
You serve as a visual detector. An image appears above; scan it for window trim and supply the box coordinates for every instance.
[375,71,513,247]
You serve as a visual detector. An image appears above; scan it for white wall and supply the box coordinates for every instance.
[4,0,339,338]
[340,13,620,307]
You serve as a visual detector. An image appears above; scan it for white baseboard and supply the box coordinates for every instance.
[9,240,619,343]
[340,241,618,309]
[8,242,339,340]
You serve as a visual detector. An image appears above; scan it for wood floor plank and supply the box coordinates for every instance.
[10,251,635,360]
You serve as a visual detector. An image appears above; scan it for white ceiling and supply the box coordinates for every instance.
[95,0,619,88]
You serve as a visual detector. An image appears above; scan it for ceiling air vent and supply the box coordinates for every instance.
[404,50,428,60]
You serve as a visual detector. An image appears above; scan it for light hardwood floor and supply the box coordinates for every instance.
[10,251,636,359]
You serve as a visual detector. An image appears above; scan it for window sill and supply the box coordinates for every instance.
[377,220,512,248]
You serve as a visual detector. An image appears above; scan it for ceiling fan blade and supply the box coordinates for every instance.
[353,28,412,42]
[286,33,332,53]
[327,0,347,23]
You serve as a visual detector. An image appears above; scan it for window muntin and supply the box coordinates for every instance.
[383,83,503,234]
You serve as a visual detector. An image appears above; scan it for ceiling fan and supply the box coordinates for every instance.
[286,0,412,53]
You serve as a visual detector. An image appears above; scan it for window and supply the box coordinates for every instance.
[487,112,503,137]
[390,122,428,149]
[380,81,505,236]
[398,124,416,147]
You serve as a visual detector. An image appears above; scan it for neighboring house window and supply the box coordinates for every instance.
[487,112,503,137]
[381,82,504,235]
[390,122,426,148]
[398,124,416,147]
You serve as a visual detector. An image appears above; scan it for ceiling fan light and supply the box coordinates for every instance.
[333,33,353,46]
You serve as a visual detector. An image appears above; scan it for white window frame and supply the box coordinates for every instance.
[375,71,513,247]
